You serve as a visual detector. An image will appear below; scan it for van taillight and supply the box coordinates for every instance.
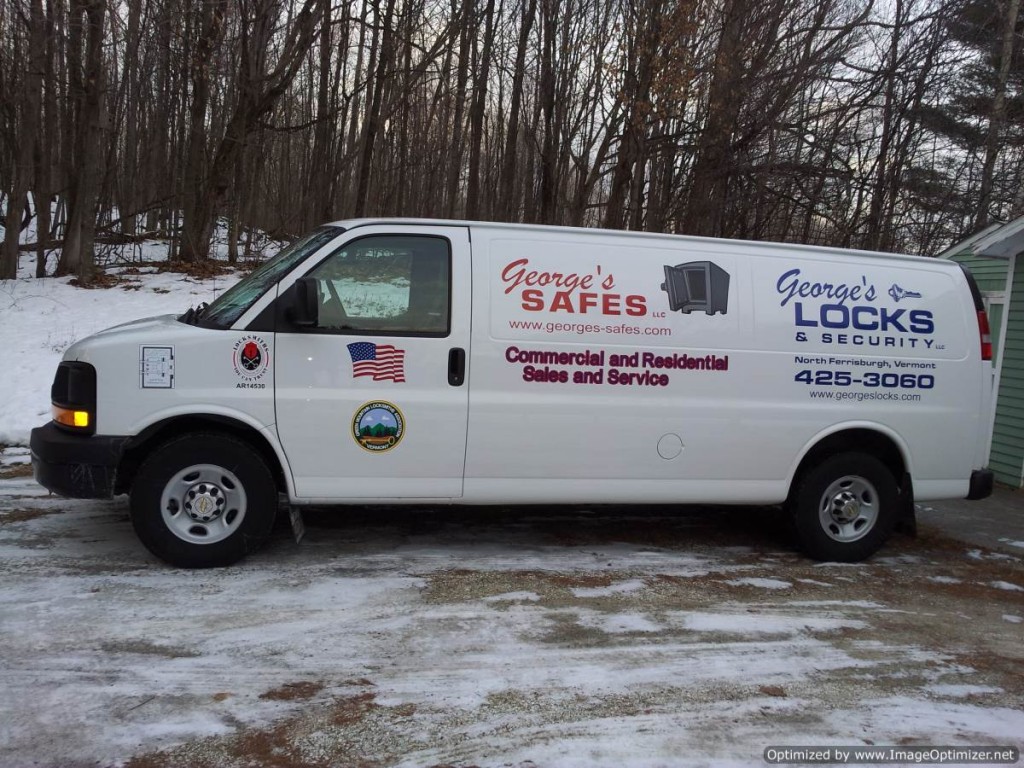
[977,310,992,361]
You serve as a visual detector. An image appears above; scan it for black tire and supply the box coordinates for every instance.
[130,432,278,568]
[791,452,898,562]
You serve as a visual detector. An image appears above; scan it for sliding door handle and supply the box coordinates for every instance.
[448,347,466,386]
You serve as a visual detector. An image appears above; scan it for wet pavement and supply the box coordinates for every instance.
[1,449,1022,767]
[918,486,1024,556]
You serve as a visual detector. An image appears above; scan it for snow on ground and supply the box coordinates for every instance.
[967,548,1020,562]
[724,576,792,589]
[2,471,1023,766]
[571,578,647,597]
[989,580,1024,592]
[2,247,251,446]
[924,684,1004,697]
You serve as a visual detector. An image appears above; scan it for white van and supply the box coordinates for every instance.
[31,219,995,567]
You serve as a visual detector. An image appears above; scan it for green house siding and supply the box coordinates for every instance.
[949,254,1009,294]
[989,257,1024,485]
[949,252,1009,354]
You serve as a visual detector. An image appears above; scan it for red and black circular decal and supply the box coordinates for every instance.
[240,341,262,371]
[232,335,270,381]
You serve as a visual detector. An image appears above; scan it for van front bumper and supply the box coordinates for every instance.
[30,422,128,499]
[967,469,994,501]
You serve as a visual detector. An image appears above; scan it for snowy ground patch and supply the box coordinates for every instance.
[571,578,647,598]
[988,580,1024,592]
[724,576,792,589]
[1,266,244,445]
[2,472,1023,766]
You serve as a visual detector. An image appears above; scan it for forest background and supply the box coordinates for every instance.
[1,0,1023,283]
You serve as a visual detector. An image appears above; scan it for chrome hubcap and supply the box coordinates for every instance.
[161,464,247,544]
[186,483,223,523]
[818,475,878,543]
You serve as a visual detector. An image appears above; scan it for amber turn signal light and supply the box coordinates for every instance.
[52,405,90,429]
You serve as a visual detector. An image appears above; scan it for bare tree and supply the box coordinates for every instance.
[58,0,107,283]
[0,0,45,279]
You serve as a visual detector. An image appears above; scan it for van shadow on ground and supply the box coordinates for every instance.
[287,503,814,558]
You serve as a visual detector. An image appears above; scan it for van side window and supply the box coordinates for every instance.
[307,235,450,335]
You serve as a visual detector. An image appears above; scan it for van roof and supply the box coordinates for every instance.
[326,217,944,265]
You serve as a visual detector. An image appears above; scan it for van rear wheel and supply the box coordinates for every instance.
[130,433,278,568]
[792,452,898,562]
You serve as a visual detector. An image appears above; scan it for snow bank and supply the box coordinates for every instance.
[1,269,243,445]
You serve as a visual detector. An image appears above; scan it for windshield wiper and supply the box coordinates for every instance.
[179,302,209,326]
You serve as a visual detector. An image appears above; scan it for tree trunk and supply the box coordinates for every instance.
[444,1,473,218]
[35,0,58,278]
[498,0,538,221]
[0,0,46,279]
[537,0,559,222]
[182,0,324,257]
[680,0,745,237]
[976,0,1021,229]
[306,0,334,228]
[59,0,107,284]
[179,0,229,263]
[466,0,497,219]
[120,0,142,236]
[354,0,394,217]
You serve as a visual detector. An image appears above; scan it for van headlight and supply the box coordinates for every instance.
[50,361,96,435]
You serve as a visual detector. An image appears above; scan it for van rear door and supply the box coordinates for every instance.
[273,224,471,499]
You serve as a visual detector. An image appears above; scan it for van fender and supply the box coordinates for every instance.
[785,420,914,495]
[785,420,917,535]
[125,405,296,499]
[782,417,913,501]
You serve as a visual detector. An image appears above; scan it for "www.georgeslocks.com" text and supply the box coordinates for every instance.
[810,390,922,402]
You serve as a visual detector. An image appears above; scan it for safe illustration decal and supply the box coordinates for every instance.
[352,401,405,452]
[489,240,743,347]
[348,342,407,382]
[231,335,270,388]
[660,261,730,315]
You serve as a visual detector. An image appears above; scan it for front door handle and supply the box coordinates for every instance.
[448,347,466,386]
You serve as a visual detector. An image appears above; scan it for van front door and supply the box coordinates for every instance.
[273,225,471,499]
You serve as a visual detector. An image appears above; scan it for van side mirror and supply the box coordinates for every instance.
[289,277,319,327]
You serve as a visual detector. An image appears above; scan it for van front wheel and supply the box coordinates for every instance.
[792,452,898,562]
[130,433,278,568]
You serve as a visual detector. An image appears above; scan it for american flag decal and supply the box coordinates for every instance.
[347,342,407,382]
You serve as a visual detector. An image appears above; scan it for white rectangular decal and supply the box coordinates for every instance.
[140,345,175,389]
[489,238,740,348]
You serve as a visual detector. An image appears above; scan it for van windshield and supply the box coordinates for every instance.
[196,226,343,329]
